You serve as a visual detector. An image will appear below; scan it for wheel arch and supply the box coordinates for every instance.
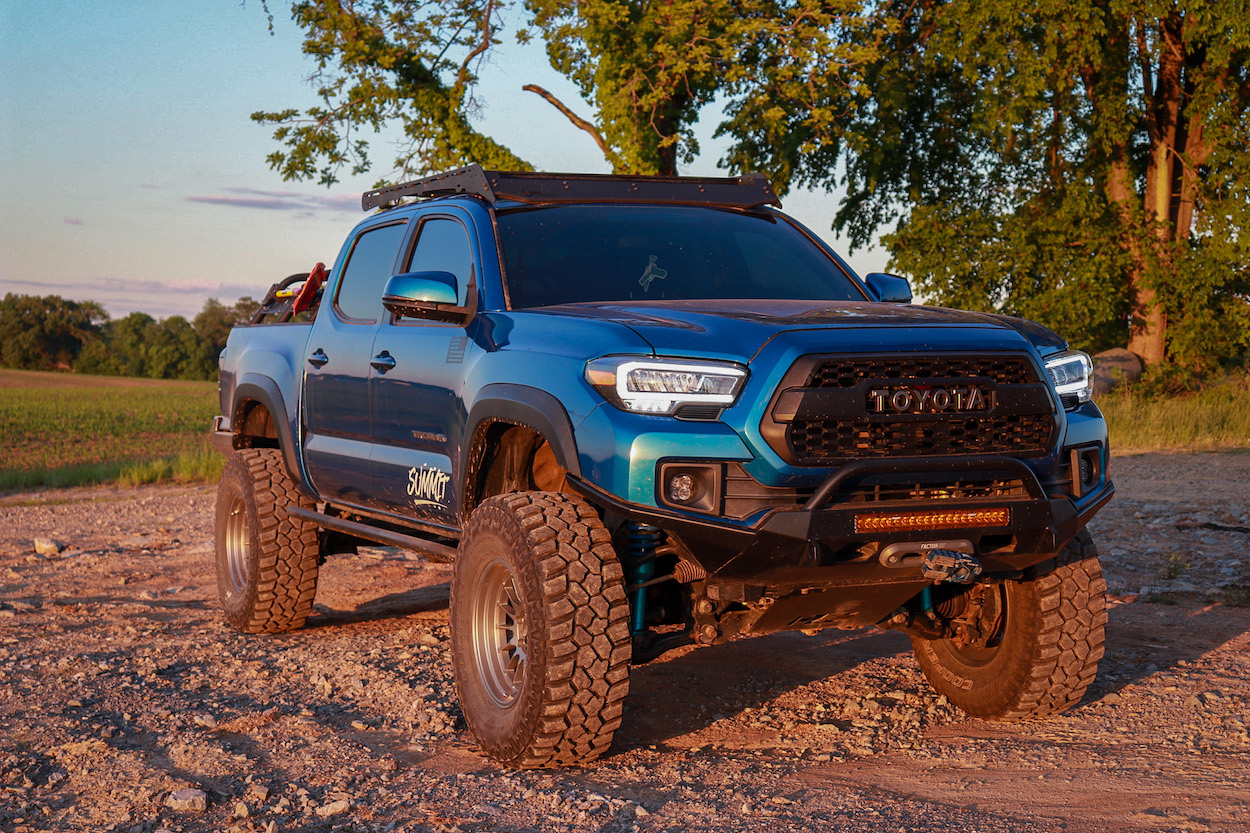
[462,385,582,518]
[227,376,315,500]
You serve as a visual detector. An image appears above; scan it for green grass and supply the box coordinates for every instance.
[0,369,223,491]
[1101,374,1250,454]
[3,363,1249,492]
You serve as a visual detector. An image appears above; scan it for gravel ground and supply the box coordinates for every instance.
[1,451,1248,833]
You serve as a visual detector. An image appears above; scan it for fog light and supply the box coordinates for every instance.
[1080,449,1100,488]
[656,462,721,513]
[854,507,1010,534]
[669,473,696,503]
[1069,446,1102,498]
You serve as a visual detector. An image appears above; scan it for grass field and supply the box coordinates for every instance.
[1101,374,1250,454]
[0,369,223,491]
[1,365,1247,493]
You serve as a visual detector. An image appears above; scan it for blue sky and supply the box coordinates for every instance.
[0,0,883,320]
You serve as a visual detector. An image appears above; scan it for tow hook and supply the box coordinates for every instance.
[920,550,983,584]
[878,540,983,584]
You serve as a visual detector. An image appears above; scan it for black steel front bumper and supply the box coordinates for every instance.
[569,454,1114,631]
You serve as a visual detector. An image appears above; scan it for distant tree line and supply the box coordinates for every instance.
[0,293,259,381]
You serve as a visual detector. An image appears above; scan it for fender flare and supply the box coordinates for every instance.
[231,375,317,500]
[462,384,583,486]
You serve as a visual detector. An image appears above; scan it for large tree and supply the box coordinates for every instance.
[0,294,108,371]
[253,0,779,178]
[723,0,1250,367]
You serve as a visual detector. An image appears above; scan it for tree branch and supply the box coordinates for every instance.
[522,84,613,162]
[455,0,494,98]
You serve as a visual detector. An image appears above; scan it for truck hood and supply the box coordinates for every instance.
[536,299,1065,361]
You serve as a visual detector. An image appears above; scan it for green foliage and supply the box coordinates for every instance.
[253,0,532,184]
[256,0,831,178]
[1099,370,1250,452]
[0,294,107,370]
[722,0,1250,368]
[882,188,1134,355]
[3,294,257,382]
[117,458,175,488]
[524,0,762,173]
[1162,553,1190,580]
[117,449,224,487]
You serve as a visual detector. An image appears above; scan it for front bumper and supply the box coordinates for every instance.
[568,453,1114,630]
[208,415,235,456]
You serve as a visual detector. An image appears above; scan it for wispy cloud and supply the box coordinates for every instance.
[185,187,359,213]
[0,277,263,320]
[186,195,302,211]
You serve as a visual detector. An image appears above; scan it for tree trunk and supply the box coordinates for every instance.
[1125,12,1187,366]
[1107,157,1167,365]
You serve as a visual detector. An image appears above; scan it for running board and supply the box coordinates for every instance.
[285,506,458,563]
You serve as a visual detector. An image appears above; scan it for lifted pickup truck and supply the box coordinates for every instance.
[211,165,1113,768]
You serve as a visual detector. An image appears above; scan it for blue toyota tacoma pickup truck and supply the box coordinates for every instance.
[210,165,1113,768]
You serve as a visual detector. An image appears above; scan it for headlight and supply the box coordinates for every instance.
[1044,350,1093,407]
[585,357,748,416]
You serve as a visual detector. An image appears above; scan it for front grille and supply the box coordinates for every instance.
[809,356,1036,388]
[790,414,1055,461]
[763,353,1057,464]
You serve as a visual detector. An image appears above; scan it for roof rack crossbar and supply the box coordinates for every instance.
[361,164,781,211]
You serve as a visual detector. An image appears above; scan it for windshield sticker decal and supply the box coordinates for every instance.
[407,464,451,508]
[638,255,668,291]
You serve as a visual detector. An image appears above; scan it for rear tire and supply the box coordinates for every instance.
[451,492,631,768]
[214,449,321,633]
[912,530,1107,720]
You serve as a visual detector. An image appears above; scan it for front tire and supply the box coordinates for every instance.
[214,448,321,634]
[451,492,631,768]
[912,530,1107,720]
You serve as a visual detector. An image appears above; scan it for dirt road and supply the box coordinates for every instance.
[2,452,1248,832]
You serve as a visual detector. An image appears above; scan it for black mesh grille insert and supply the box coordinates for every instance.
[790,414,1054,461]
[768,353,1057,463]
[809,356,1038,388]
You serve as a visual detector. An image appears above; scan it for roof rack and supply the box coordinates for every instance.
[361,164,781,212]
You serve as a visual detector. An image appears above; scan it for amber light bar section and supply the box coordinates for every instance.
[854,507,1011,534]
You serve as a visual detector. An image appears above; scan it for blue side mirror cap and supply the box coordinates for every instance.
[383,271,459,314]
[864,272,913,304]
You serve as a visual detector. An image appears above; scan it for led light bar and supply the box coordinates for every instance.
[854,507,1011,534]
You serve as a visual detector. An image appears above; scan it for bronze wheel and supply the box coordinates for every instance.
[451,491,631,768]
[213,449,321,634]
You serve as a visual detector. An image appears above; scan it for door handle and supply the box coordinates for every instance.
[370,351,397,373]
[307,348,329,368]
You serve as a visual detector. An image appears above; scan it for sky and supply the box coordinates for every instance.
[0,0,886,321]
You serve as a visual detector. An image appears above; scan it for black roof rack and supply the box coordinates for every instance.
[361,164,781,212]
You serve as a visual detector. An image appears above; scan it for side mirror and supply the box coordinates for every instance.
[382,271,472,323]
[864,272,913,304]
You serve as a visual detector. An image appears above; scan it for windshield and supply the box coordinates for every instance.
[496,205,865,308]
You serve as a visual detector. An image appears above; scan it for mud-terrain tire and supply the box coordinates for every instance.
[451,492,632,768]
[911,530,1107,720]
[214,449,321,634]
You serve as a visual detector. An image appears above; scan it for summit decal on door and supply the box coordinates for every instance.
[407,464,451,507]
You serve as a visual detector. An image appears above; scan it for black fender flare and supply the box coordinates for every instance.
[230,374,317,500]
[462,385,583,492]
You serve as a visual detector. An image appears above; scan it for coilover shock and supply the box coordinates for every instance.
[623,522,663,636]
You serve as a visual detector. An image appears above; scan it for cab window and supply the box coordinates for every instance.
[334,221,408,322]
[405,217,475,306]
